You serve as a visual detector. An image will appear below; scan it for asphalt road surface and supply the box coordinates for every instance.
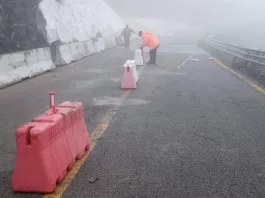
[2,44,265,198]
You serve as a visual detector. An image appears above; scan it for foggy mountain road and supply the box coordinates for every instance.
[3,0,265,197]
[2,43,265,197]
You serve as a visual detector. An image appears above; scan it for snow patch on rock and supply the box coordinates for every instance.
[39,0,125,44]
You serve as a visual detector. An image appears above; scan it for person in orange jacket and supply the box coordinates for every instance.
[139,31,160,64]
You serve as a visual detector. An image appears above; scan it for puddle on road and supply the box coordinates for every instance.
[110,78,120,83]
[73,80,99,89]
[84,68,103,74]
[93,96,150,106]
[60,80,99,93]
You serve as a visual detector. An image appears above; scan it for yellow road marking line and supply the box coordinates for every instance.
[214,58,265,95]
[43,90,130,198]
[44,64,145,197]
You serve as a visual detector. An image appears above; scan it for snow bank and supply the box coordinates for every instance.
[39,0,125,44]
[0,48,55,88]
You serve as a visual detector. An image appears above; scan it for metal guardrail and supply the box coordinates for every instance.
[205,38,265,66]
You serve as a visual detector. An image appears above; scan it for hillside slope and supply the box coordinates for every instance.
[0,0,125,54]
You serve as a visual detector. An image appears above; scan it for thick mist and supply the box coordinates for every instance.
[106,0,265,49]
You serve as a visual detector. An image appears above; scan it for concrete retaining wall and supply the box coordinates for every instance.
[55,39,96,66]
[0,47,55,88]
[0,35,120,88]
[55,35,118,66]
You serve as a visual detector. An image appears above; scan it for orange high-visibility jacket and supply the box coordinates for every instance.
[141,32,160,49]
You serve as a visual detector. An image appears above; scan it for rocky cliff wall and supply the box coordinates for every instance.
[0,0,124,55]
[0,0,47,54]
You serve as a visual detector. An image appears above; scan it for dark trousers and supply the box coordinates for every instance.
[149,45,160,64]
[124,37,130,48]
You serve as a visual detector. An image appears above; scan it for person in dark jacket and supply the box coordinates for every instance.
[120,25,135,49]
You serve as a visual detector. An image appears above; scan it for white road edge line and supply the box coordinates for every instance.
[178,55,192,69]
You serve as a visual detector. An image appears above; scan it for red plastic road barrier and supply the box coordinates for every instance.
[12,93,90,193]
[121,37,124,44]
[115,36,124,46]
[12,114,68,192]
[57,101,90,160]
[121,62,138,89]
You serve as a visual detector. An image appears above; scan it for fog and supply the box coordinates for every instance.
[105,0,265,49]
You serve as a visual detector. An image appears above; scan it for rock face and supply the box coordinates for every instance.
[0,0,48,54]
[0,0,124,55]
[38,0,124,44]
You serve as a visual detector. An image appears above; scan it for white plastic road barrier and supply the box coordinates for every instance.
[70,42,84,61]
[38,47,55,72]
[83,41,90,57]
[0,33,119,88]
[77,42,86,59]
[86,40,96,55]
[26,50,41,77]
[130,36,143,50]
[55,44,73,65]
[121,60,138,89]
[143,47,150,63]
[6,52,29,83]
[98,38,106,51]
[134,49,144,66]
[55,37,113,66]
[55,40,97,66]
[28,48,55,77]
[0,47,55,88]
[83,40,95,56]
[94,42,101,52]
[69,42,78,61]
